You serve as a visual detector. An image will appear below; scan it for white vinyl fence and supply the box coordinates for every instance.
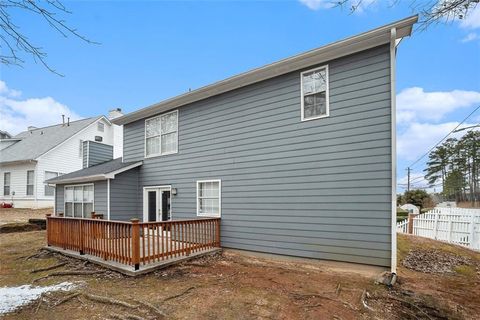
[397,207,480,250]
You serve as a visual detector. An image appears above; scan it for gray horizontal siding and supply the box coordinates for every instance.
[123,44,393,266]
[87,141,113,167]
[109,168,140,221]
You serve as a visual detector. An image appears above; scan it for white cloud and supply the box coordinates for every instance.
[299,0,332,10]
[397,121,475,161]
[461,32,479,42]
[0,81,81,135]
[397,87,480,123]
[0,81,21,98]
[460,4,480,29]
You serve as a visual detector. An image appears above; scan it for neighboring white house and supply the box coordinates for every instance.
[0,110,123,208]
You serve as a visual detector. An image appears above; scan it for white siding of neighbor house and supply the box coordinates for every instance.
[0,162,36,207]
[0,117,119,208]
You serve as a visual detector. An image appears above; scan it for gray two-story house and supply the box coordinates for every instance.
[46,16,417,271]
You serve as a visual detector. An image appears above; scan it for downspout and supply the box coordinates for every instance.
[107,178,111,220]
[390,27,398,276]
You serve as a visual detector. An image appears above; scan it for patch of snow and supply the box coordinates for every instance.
[0,282,77,314]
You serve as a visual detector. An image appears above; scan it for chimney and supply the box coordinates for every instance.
[108,108,123,120]
[28,126,37,131]
[67,117,70,126]
[62,114,65,126]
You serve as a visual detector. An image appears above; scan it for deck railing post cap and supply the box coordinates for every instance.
[131,218,140,223]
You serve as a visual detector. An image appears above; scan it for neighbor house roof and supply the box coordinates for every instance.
[45,158,143,184]
[0,117,102,165]
[112,15,418,126]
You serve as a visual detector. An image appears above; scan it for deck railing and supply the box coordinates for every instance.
[46,215,221,270]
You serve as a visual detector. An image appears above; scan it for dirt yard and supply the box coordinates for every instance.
[0,230,479,320]
[0,208,52,225]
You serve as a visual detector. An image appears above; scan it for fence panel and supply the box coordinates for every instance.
[399,207,480,250]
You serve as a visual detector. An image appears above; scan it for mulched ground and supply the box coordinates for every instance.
[402,248,475,274]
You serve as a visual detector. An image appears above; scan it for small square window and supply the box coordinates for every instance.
[301,66,329,121]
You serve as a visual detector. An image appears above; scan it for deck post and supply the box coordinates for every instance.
[79,218,85,255]
[46,214,51,246]
[215,219,221,247]
[131,218,140,270]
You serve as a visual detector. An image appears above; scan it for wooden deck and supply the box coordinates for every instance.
[46,215,221,274]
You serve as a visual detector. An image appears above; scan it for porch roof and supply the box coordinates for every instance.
[45,158,142,184]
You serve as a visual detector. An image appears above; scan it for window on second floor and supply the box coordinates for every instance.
[301,65,329,121]
[79,140,83,158]
[3,172,10,196]
[145,110,178,158]
[44,171,59,196]
[26,170,34,196]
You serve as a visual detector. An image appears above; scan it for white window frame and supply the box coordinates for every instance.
[97,122,105,132]
[79,139,83,158]
[64,183,95,218]
[196,179,221,218]
[44,171,60,197]
[26,170,34,196]
[144,109,179,158]
[300,65,330,122]
[3,172,10,196]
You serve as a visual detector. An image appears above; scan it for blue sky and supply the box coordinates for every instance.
[1,0,479,193]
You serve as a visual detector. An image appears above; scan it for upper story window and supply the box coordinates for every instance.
[301,65,329,121]
[145,110,178,158]
[79,140,83,158]
[97,122,105,132]
[3,172,10,196]
[44,171,59,196]
[26,170,34,196]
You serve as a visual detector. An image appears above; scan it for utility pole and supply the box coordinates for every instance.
[407,167,411,192]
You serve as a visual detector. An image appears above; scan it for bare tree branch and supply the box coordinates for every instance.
[0,0,99,76]
[333,0,479,30]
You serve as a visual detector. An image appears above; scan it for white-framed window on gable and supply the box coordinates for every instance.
[97,122,105,132]
[64,184,94,218]
[79,139,83,158]
[145,110,178,157]
[301,65,329,121]
[44,171,59,196]
[197,180,221,217]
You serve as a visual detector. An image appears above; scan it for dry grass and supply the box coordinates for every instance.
[1,230,479,319]
[0,207,52,225]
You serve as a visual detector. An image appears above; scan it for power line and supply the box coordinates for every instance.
[408,105,480,169]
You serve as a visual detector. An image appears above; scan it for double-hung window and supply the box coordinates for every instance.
[64,184,94,218]
[3,172,10,196]
[26,170,34,196]
[197,180,221,217]
[44,171,59,196]
[145,110,178,157]
[301,65,329,121]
